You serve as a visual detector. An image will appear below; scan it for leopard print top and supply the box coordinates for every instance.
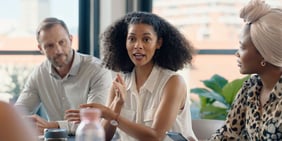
[209,74,282,141]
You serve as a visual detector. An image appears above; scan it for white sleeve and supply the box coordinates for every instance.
[57,120,79,135]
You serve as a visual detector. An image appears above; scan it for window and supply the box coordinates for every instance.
[0,0,78,102]
[152,0,282,95]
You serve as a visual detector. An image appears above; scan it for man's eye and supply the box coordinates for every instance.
[45,44,53,49]
[59,40,65,45]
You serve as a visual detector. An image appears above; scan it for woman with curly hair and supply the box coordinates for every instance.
[73,11,197,141]
[210,0,282,140]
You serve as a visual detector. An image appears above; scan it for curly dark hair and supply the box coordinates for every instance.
[101,11,194,73]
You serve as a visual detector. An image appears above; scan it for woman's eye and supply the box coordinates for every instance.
[143,38,150,42]
[128,37,135,42]
[144,38,149,42]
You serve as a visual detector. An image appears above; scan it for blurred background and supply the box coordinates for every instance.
[0,0,281,118]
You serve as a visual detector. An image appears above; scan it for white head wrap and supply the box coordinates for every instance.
[240,0,282,67]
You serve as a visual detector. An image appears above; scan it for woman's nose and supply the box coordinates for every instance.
[134,41,143,49]
[235,50,239,57]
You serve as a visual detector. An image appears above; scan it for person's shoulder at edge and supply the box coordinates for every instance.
[0,101,37,141]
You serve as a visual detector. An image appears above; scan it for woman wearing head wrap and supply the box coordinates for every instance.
[209,0,282,140]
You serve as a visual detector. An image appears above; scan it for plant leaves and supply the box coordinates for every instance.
[222,75,250,105]
[199,96,216,106]
[191,88,228,106]
[202,74,228,94]
[210,74,228,88]
[200,105,228,120]
[191,74,249,120]
[200,104,227,112]
[191,88,210,95]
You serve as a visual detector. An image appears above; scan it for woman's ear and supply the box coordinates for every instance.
[157,38,163,49]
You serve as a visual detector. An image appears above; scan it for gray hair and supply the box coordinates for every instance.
[240,0,282,67]
[36,17,70,42]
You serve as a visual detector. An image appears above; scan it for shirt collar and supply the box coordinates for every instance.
[142,65,159,93]
[127,65,159,94]
[272,75,282,100]
[68,51,81,76]
[254,74,282,102]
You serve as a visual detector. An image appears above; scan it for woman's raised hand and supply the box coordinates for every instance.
[112,73,127,105]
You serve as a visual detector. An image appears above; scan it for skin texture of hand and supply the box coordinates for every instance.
[64,109,80,124]
[111,73,127,105]
[25,114,59,135]
[79,74,127,122]
[80,103,115,121]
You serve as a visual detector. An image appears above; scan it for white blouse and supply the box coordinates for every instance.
[117,65,196,141]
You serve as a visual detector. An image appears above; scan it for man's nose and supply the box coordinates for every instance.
[54,44,64,54]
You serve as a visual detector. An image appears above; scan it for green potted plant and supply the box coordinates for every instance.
[190,74,250,120]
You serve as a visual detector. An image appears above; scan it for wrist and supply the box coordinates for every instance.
[50,121,60,128]
[116,100,124,107]
[113,96,124,106]
[110,112,120,127]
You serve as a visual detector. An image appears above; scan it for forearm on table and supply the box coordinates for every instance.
[117,116,162,141]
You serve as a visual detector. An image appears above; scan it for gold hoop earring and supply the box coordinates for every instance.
[261,61,266,67]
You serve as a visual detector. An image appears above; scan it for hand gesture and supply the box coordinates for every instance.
[112,73,127,105]
[24,115,59,135]
[64,109,80,124]
[80,103,111,120]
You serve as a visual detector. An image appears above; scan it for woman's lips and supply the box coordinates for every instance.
[237,60,241,67]
[133,53,145,60]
